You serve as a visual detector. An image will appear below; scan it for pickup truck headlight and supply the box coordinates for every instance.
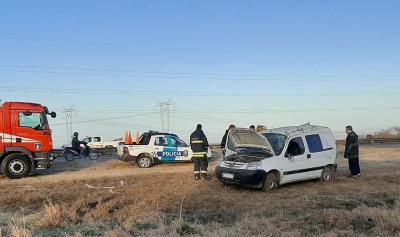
[246,162,262,170]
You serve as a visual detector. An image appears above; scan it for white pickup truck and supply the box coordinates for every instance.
[82,136,121,148]
[118,131,212,168]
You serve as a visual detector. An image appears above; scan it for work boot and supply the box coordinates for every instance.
[195,175,201,180]
[201,173,210,180]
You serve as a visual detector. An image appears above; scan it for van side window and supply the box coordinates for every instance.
[305,134,323,153]
[286,137,305,156]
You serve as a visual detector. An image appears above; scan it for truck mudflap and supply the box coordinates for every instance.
[33,152,55,169]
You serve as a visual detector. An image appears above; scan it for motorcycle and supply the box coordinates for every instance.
[62,143,99,161]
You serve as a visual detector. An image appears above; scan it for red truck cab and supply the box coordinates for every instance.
[0,101,56,179]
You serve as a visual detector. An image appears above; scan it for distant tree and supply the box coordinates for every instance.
[373,126,400,138]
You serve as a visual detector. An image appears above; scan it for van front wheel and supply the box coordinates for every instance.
[320,166,333,181]
[262,173,278,192]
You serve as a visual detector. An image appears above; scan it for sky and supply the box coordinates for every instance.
[1,1,400,148]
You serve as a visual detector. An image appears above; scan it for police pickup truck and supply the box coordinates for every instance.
[118,130,212,168]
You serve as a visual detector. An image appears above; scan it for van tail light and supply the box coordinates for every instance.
[122,147,129,160]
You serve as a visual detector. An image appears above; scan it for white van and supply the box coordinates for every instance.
[215,123,337,191]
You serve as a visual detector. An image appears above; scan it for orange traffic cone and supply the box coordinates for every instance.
[136,131,140,144]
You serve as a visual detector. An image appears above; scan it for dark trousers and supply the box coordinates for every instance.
[348,157,360,175]
[193,156,208,176]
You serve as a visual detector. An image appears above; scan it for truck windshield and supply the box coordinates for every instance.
[262,133,287,155]
[19,112,48,130]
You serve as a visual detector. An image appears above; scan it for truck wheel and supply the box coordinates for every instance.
[137,156,153,168]
[320,166,333,181]
[261,172,278,192]
[1,154,31,179]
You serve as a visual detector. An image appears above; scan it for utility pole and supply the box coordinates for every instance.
[62,106,75,143]
[155,99,174,132]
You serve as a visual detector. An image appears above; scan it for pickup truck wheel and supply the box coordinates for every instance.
[1,154,31,179]
[320,166,333,181]
[137,156,153,168]
[261,173,278,192]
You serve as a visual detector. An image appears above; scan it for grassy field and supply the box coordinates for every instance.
[0,148,399,237]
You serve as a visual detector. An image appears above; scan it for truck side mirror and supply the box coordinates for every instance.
[50,111,56,118]
[23,111,32,116]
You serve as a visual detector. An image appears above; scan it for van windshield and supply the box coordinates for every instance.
[262,133,287,155]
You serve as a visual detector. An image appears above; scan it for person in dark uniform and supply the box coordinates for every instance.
[344,125,360,177]
[71,132,86,156]
[190,124,209,180]
[220,124,235,156]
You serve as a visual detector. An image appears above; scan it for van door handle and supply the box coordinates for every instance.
[307,154,311,159]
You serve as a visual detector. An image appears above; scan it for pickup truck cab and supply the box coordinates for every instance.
[82,136,120,148]
[119,130,212,168]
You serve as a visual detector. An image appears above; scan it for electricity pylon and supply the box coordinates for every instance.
[155,99,174,132]
[62,106,75,142]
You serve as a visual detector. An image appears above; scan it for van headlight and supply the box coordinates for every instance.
[246,162,262,170]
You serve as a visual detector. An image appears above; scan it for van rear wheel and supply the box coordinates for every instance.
[262,173,278,192]
[320,166,333,181]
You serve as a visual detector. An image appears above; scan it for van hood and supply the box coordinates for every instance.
[228,128,275,155]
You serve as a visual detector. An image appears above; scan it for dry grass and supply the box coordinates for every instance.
[0,148,399,236]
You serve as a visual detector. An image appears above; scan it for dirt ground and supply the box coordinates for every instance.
[0,148,399,236]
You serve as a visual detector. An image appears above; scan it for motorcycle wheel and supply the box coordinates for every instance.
[89,150,99,160]
[65,152,76,161]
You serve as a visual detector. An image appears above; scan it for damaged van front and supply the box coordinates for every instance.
[216,124,337,192]
[215,128,275,188]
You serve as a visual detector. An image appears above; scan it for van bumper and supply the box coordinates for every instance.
[215,166,267,188]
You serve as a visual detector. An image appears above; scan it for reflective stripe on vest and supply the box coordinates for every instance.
[192,151,207,158]
[191,140,203,144]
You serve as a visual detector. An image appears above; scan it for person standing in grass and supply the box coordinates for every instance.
[344,125,361,177]
[190,124,209,180]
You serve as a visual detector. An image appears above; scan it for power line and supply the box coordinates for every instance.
[62,106,75,142]
[1,86,400,97]
[1,64,399,79]
[50,112,156,126]
[1,69,399,82]
[156,99,175,132]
